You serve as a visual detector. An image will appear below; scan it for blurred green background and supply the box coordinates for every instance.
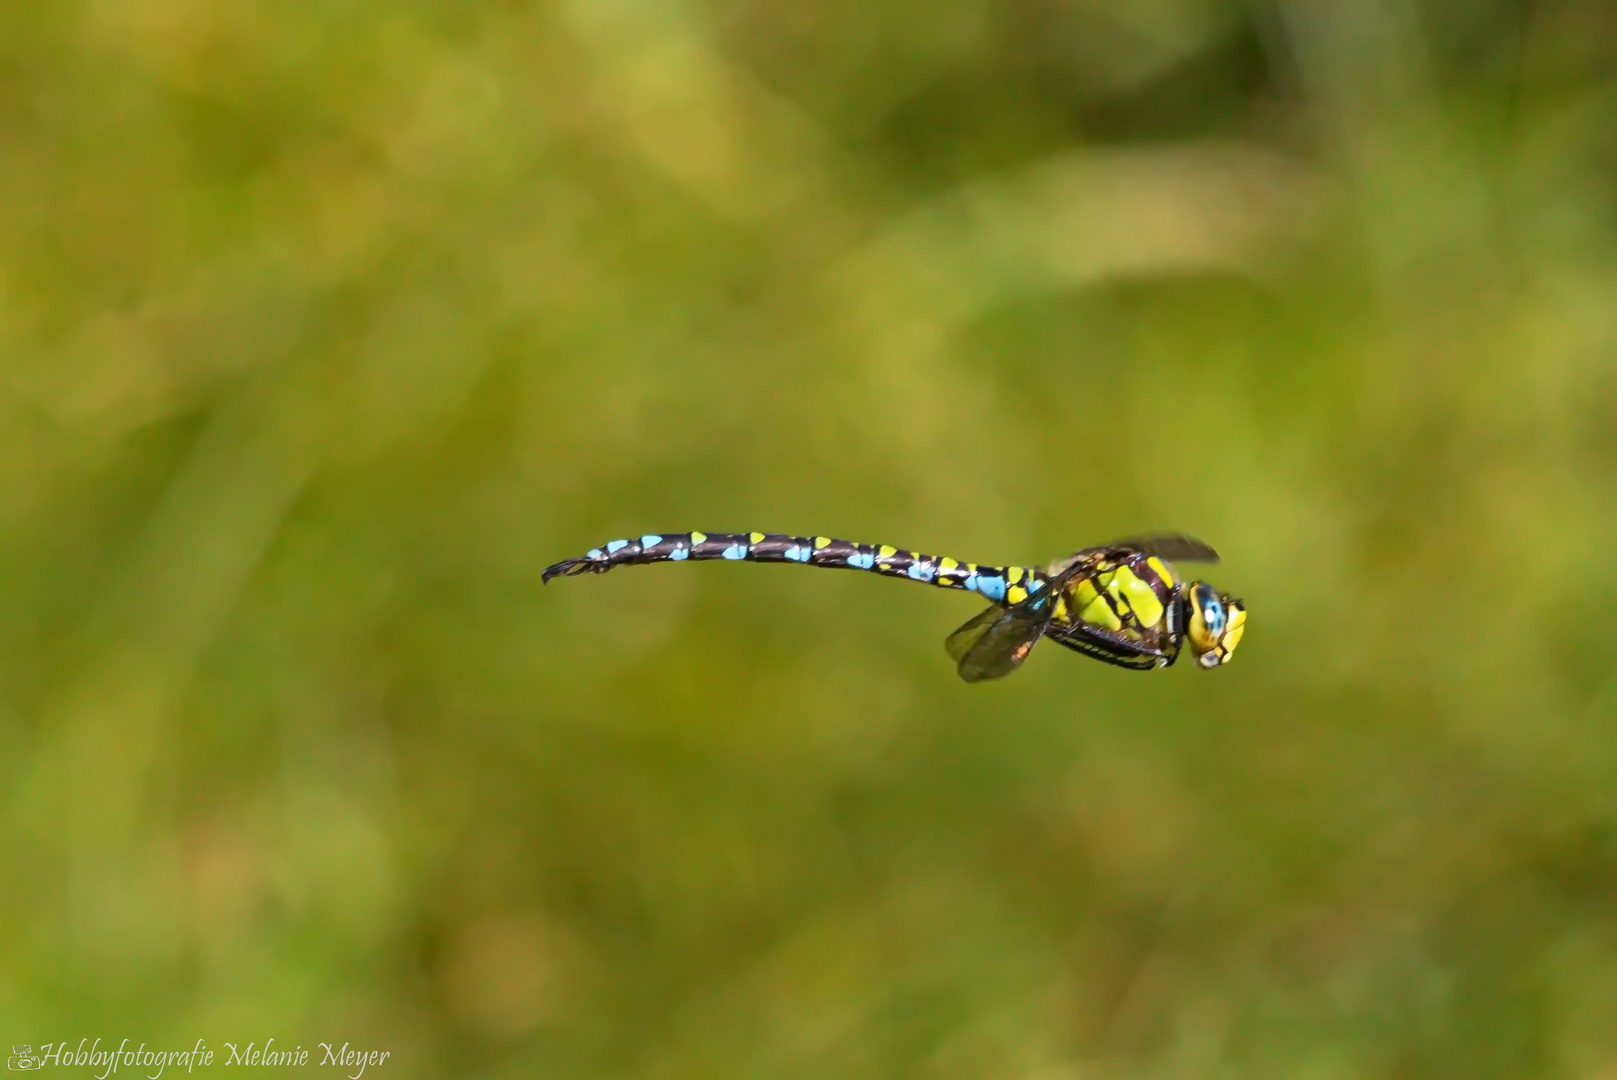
[2,0,1616,1076]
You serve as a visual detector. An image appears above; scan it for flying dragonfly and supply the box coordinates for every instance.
[543,532,1246,681]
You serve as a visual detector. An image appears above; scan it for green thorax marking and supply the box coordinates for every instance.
[1052,550,1180,646]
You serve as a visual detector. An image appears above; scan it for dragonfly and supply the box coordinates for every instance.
[543,532,1246,681]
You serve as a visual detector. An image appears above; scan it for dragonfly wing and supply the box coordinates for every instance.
[943,563,1082,683]
[1106,534,1220,564]
[945,602,1054,682]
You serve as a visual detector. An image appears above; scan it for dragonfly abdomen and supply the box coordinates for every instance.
[541,531,1046,603]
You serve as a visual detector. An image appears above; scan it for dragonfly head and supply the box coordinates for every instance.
[1184,582,1246,669]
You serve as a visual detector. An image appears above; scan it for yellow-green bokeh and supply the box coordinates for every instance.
[2,1,1615,1076]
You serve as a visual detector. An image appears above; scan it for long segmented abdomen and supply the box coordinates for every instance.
[542,532,1048,605]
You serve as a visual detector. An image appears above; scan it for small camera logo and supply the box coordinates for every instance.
[6,1046,41,1071]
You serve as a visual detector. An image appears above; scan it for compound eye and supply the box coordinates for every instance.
[1185,582,1224,654]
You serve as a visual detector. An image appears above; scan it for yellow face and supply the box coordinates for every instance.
[1184,582,1246,669]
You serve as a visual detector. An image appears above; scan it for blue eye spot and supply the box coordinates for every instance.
[1201,601,1225,636]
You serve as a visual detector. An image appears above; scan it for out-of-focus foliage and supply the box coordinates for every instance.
[1,0,1615,1075]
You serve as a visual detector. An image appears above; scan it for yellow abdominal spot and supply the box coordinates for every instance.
[1006,566,1023,584]
[813,536,830,549]
[691,532,707,544]
[878,545,897,559]
[939,557,958,572]
[749,532,765,544]
[1006,585,1028,605]
[1114,565,1164,627]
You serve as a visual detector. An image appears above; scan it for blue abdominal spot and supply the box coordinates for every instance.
[605,539,630,554]
[976,576,1006,602]
[907,562,935,582]
[722,544,748,560]
[848,552,875,570]
[670,547,689,561]
[785,547,810,562]
[640,534,663,548]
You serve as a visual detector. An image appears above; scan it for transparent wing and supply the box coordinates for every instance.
[1106,533,1220,564]
[944,601,1052,683]
[943,565,1081,683]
